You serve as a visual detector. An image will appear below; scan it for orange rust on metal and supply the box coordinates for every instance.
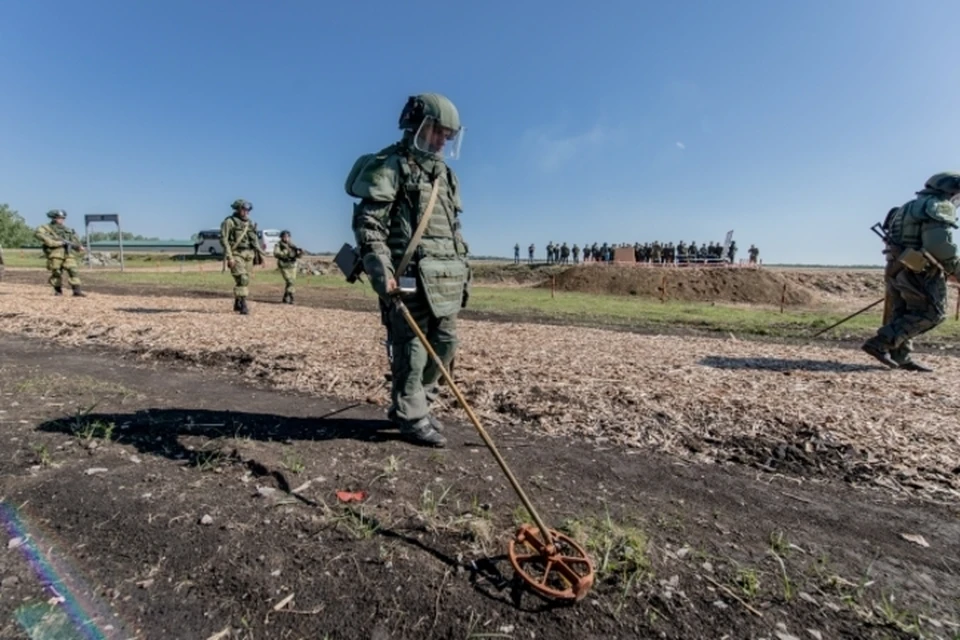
[508,524,595,601]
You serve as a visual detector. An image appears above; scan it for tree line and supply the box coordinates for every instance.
[0,204,161,248]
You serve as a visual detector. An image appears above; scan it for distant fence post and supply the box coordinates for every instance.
[551,275,555,298]
[955,286,960,321]
[660,273,667,303]
[780,283,787,314]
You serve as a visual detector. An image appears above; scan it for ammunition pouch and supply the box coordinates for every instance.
[898,248,929,273]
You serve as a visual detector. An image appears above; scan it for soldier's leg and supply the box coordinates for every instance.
[886,274,945,370]
[47,258,64,294]
[867,272,944,369]
[63,257,85,296]
[388,295,445,446]
[283,267,296,302]
[230,254,250,312]
[422,313,458,428]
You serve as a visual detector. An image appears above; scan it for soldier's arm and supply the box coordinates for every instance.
[920,201,960,275]
[35,226,64,249]
[220,220,234,261]
[348,156,401,297]
[447,169,469,257]
[273,244,284,259]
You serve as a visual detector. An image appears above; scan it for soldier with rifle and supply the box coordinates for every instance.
[34,209,86,296]
[220,198,266,315]
[862,172,960,371]
[273,230,303,304]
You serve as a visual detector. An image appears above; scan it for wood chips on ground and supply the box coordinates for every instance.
[2,284,958,499]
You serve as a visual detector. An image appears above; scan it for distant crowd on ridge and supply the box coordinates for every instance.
[512,240,761,265]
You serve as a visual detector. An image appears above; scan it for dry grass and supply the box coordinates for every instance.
[2,283,958,499]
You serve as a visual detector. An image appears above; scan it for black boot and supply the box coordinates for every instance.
[288,293,294,305]
[898,360,934,373]
[238,297,249,315]
[281,292,291,304]
[54,286,63,296]
[233,297,241,312]
[72,286,86,297]
[861,339,898,369]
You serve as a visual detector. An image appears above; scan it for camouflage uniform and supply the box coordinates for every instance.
[862,172,960,372]
[748,245,759,264]
[273,231,302,304]
[348,93,469,447]
[34,210,85,296]
[220,199,265,314]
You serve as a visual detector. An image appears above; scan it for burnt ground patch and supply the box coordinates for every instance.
[0,335,958,639]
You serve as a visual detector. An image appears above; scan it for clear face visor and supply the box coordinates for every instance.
[413,116,463,160]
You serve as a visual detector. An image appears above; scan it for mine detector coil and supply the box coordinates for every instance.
[339,214,596,602]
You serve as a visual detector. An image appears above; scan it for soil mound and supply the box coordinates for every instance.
[548,265,818,306]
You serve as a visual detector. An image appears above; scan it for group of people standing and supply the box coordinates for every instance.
[514,240,761,265]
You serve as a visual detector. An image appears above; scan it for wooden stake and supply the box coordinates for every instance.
[551,275,555,298]
[954,286,959,321]
[660,273,666,303]
[780,283,786,314]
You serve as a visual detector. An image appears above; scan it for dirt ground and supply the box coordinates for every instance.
[0,282,958,638]
[1,336,959,640]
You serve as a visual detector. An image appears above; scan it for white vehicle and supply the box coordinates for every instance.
[194,230,223,256]
[258,228,283,254]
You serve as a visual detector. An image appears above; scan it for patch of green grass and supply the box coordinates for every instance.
[280,452,305,475]
[562,512,651,581]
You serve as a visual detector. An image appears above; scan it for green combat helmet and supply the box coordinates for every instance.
[47,209,67,220]
[921,172,960,197]
[231,199,253,212]
[398,93,464,160]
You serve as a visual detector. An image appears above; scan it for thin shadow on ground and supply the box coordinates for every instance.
[698,356,884,373]
[116,307,216,315]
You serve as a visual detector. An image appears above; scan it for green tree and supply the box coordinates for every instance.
[82,231,159,243]
[0,203,37,249]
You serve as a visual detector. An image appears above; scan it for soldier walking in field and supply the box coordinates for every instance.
[34,210,86,296]
[273,230,303,304]
[347,92,470,447]
[220,199,266,315]
[861,172,960,372]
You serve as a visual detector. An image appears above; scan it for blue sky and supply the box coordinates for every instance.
[2,0,959,264]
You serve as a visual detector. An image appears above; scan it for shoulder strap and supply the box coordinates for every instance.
[395,175,440,278]
[230,221,250,253]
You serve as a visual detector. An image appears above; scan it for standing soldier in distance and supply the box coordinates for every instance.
[513,243,520,264]
[347,92,469,447]
[35,210,86,296]
[273,230,303,304]
[748,244,759,264]
[862,172,960,372]
[220,199,266,315]
[528,243,535,264]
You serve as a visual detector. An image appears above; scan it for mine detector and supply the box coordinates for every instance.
[334,198,596,602]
